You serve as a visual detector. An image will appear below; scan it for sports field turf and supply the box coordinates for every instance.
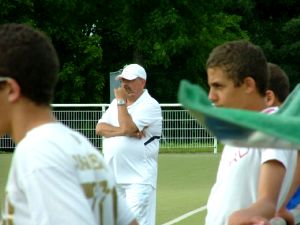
[0,153,11,209]
[156,153,220,224]
[0,152,220,224]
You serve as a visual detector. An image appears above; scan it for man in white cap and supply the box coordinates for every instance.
[96,64,162,225]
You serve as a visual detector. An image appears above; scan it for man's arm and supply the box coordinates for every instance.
[116,103,141,137]
[96,87,143,138]
[114,87,141,137]
[96,115,142,138]
[96,122,126,137]
[228,160,286,225]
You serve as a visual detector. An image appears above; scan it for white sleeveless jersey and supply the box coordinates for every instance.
[1,123,134,225]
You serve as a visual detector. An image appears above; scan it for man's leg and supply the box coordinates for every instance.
[117,184,156,225]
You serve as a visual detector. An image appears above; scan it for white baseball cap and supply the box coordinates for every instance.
[116,64,147,80]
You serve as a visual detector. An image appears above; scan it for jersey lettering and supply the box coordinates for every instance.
[73,153,104,170]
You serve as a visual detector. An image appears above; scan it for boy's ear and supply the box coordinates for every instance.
[265,90,275,107]
[7,78,21,102]
[243,76,256,94]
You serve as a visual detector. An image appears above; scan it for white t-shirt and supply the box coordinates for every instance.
[205,107,297,225]
[1,123,135,225]
[98,89,162,188]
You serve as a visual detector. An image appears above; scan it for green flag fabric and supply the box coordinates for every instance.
[178,80,300,149]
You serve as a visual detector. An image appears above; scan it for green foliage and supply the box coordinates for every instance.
[221,0,300,93]
[105,0,248,102]
[277,16,300,88]
[113,0,247,68]
[0,0,105,103]
[1,0,299,102]
[55,34,104,103]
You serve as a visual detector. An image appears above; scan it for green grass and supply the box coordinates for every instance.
[0,152,220,225]
[156,153,220,224]
[159,144,224,154]
[0,153,12,207]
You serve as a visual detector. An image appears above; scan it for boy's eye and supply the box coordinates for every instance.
[213,83,223,89]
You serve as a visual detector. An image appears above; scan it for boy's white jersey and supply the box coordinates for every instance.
[1,123,135,225]
[205,107,297,225]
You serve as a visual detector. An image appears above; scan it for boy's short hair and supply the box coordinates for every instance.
[206,40,268,96]
[0,23,59,105]
[267,62,290,103]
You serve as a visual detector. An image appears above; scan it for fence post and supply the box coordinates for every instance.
[213,137,218,154]
[100,105,107,149]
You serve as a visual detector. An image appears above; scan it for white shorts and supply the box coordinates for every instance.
[117,184,156,225]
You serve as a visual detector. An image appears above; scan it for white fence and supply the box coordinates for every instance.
[0,104,217,153]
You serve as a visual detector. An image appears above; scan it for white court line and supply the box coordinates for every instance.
[161,205,207,225]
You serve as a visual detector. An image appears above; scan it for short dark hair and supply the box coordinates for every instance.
[206,40,268,96]
[267,63,290,103]
[0,23,59,105]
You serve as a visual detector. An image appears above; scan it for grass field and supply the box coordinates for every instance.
[156,153,220,224]
[0,152,220,224]
[0,153,11,208]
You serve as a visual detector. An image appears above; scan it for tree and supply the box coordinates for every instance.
[0,0,249,103]
[278,16,300,88]
[222,0,300,91]
[0,0,105,103]
[96,0,248,102]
